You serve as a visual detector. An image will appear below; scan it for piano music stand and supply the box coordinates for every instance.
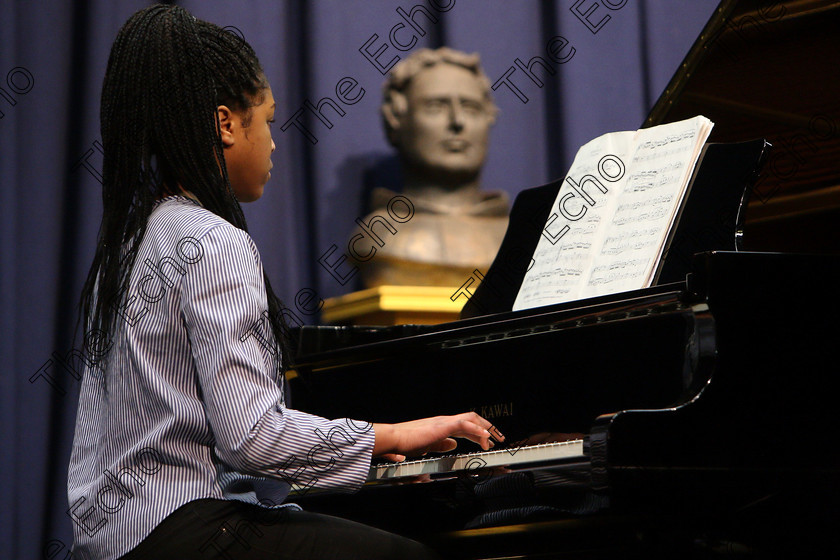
[460,138,770,318]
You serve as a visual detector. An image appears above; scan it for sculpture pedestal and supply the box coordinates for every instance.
[322,286,464,326]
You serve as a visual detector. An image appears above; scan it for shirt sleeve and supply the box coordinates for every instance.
[181,224,374,493]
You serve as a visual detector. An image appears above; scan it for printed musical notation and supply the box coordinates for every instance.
[588,258,649,286]
[513,115,713,311]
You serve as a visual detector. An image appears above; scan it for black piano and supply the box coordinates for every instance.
[286,1,840,557]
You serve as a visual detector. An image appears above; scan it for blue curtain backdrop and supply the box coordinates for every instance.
[0,0,717,557]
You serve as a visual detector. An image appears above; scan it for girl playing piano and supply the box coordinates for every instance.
[68,5,499,559]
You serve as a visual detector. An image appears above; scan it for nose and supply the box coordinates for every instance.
[271,138,275,153]
[448,104,465,133]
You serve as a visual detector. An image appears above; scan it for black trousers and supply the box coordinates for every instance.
[120,498,442,560]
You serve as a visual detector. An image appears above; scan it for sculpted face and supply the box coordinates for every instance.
[394,64,494,184]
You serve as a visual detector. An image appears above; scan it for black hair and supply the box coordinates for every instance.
[79,4,293,380]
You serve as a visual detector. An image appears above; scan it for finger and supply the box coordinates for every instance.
[379,453,406,462]
[458,411,493,429]
[457,412,505,442]
[451,419,494,450]
[426,437,457,454]
[488,425,505,442]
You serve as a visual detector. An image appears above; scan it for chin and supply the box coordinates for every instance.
[432,162,482,178]
[235,188,264,203]
[430,154,482,173]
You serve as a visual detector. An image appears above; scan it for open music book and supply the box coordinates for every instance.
[513,115,714,311]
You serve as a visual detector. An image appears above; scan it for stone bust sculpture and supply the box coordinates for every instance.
[353,47,510,288]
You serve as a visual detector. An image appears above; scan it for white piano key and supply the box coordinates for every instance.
[367,439,585,482]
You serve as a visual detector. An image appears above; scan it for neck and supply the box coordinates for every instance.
[156,186,201,206]
[178,188,201,205]
[402,168,483,207]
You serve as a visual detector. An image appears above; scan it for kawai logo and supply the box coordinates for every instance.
[470,402,514,419]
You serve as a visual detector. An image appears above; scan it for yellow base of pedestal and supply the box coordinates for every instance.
[321,286,465,326]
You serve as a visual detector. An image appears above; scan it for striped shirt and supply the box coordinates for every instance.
[67,196,375,560]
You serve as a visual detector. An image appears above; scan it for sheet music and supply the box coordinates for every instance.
[513,132,634,309]
[513,116,713,311]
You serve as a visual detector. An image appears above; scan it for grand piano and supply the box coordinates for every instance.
[286,1,840,557]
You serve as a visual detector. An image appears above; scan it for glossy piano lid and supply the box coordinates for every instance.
[644,0,840,252]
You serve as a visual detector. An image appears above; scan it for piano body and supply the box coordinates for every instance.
[286,1,840,557]
[289,251,840,557]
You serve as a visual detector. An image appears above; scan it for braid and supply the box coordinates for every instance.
[80,5,293,384]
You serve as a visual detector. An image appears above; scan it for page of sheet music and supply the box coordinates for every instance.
[513,116,713,311]
[512,132,634,310]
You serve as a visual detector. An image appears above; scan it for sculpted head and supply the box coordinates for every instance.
[381,47,498,187]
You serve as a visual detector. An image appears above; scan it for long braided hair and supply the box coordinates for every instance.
[79,4,292,377]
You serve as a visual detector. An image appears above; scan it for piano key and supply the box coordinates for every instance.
[367,440,585,482]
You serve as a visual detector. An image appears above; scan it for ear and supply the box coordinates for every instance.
[381,94,406,147]
[486,105,498,127]
[217,105,235,148]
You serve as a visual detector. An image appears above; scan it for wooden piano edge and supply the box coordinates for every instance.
[425,515,653,560]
